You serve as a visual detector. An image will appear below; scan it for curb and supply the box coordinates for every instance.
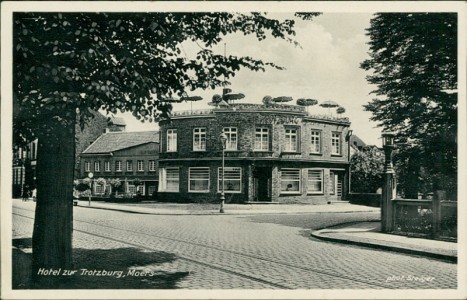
[76,204,380,216]
[310,227,457,263]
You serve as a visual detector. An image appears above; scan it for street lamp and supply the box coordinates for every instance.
[87,172,94,206]
[219,132,228,213]
[381,131,395,232]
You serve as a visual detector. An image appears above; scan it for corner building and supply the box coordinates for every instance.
[158,103,351,204]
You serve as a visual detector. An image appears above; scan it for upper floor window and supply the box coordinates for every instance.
[167,129,177,152]
[189,167,210,192]
[104,161,111,172]
[85,161,91,172]
[137,160,144,172]
[115,161,122,172]
[284,128,298,152]
[127,161,133,172]
[94,161,100,172]
[307,169,323,194]
[149,160,156,171]
[193,128,206,151]
[254,128,269,151]
[280,168,301,194]
[223,127,237,151]
[331,132,341,155]
[310,130,321,154]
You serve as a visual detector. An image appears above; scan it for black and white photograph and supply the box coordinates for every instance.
[1,1,465,299]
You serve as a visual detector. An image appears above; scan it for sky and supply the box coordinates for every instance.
[114,13,383,146]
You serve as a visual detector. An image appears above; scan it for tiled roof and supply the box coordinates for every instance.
[110,116,126,126]
[83,131,159,154]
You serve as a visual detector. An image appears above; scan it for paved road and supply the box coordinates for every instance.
[12,201,457,289]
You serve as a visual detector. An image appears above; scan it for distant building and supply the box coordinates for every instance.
[158,102,352,204]
[12,111,126,198]
[79,131,159,197]
[349,134,367,157]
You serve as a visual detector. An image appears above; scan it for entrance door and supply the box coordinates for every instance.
[330,171,344,200]
[253,167,272,202]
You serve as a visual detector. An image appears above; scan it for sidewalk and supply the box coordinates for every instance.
[311,221,457,262]
[74,200,380,215]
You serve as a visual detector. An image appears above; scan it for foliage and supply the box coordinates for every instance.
[109,178,121,188]
[14,12,319,145]
[96,177,106,185]
[262,95,273,105]
[336,107,345,114]
[296,98,318,106]
[350,146,384,193]
[133,178,142,186]
[272,96,293,103]
[75,182,90,192]
[361,13,457,196]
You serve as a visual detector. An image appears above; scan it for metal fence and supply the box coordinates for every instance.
[392,198,457,240]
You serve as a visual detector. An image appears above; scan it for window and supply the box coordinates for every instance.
[115,161,122,172]
[307,169,323,194]
[284,128,298,152]
[159,168,180,192]
[137,160,144,172]
[149,160,156,171]
[85,161,90,172]
[193,128,206,151]
[148,185,157,196]
[254,128,269,151]
[189,167,210,192]
[280,169,301,193]
[218,167,242,193]
[94,161,100,172]
[167,129,177,152]
[104,161,110,172]
[332,132,341,155]
[94,183,105,195]
[126,161,133,172]
[310,130,321,154]
[223,127,237,150]
[128,184,144,195]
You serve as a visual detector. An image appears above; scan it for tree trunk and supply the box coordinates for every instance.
[32,114,75,288]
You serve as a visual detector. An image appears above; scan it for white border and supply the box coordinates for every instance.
[2,1,466,300]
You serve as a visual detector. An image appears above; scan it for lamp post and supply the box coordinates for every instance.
[219,132,228,213]
[87,172,94,206]
[381,132,395,232]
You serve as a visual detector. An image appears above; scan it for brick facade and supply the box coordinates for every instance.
[79,131,159,197]
[158,104,351,204]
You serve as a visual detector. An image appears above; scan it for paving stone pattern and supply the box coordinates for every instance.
[13,203,457,289]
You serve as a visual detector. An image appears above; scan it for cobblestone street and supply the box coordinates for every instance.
[12,200,457,290]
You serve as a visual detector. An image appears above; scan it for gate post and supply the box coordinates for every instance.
[381,132,395,233]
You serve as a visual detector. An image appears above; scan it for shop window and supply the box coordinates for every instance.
[189,167,210,192]
[159,168,179,192]
[280,169,301,194]
[307,169,323,194]
[218,167,242,193]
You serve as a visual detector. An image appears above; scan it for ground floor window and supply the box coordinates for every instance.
[189,167,210,192]
[280,168,300,194]
[94,183,105,195]
[218,167,242,193]
[128,184,144,195]
[307,169,323,194]
[148,185,157,196]
[159,167,180,192]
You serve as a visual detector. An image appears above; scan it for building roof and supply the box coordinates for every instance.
[82,131,159,154]
[110,116,127,126]
[350,134,367,150]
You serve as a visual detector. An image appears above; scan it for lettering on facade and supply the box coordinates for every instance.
[257,115,300,125]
